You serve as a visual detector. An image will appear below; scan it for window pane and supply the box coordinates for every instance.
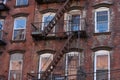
[96,70,108,80]
[97,21,108,32]
[40,54,53,71]
[0,20,3,30]
[43,16,54,29]
[96,55,108,70]
[0,20,3,40]
[14,18,26,29]
[9,70,22,80]
[97,14,108,22]
[13,29,25,40]
[66,52,80,80]
[71,15,80,31]
[16,0,28,6]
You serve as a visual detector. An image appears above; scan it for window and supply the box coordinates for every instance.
[95,7,110,33]
[0,0,7,4]
[65,52,81,80]
[0,20,4,40]
[16,0,28,6]
[13,17,26,40]
[9,53,23,80]
[38,53,53,79]
[42,12,55,33]
[94,50,110,80]
[64,10,81,32]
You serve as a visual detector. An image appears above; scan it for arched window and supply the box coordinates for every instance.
[13,17,26,40]
[64,10,81,32]
[9,53,23,80]
[95,7,110,33]
[65,52,81,80]
[42,12,56,34]
[94,50,110,80]
[38,53,53,79]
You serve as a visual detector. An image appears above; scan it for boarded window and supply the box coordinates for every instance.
[9,53,23,80]
[94,50,110,80]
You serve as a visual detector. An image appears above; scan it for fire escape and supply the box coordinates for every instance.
[0,0,9,11]
[0,0,8,46]
[29,0,87,80]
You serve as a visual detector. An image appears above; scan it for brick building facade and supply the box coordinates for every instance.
[0,0,120,80]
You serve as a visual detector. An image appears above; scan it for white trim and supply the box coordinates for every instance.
[12,17,27,40]
[94,50,110,80]
[95,7,110,33]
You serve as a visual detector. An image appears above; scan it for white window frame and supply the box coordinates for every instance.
[16,0,28,6]
[94,50,110,80]
[95,7,110,33]
[65,52,80,77]
[8,53,23,80]
[12,17,26,40]
[0,19,4,40]
[38,53,53,79]
[42,12,56,33]
[64,10,81,32]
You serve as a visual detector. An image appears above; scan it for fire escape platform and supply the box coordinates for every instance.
[31,31,87,41]
[0,40,6,45]
[0,3,9,11]
[35,0,66,4]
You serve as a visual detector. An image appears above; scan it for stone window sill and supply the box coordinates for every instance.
[10,39,26,43]
[93,32,111,36]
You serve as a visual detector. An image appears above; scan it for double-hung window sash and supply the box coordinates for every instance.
[96,11,109,33]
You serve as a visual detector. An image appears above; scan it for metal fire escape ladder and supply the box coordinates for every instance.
[41,33,74,80]
[39,0,74,79]
[42,0,72,37]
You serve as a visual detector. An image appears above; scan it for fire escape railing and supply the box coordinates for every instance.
[35,0,66,4]
[0,0,9,11]
[31,18,87,40]
[32,0,72,37]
